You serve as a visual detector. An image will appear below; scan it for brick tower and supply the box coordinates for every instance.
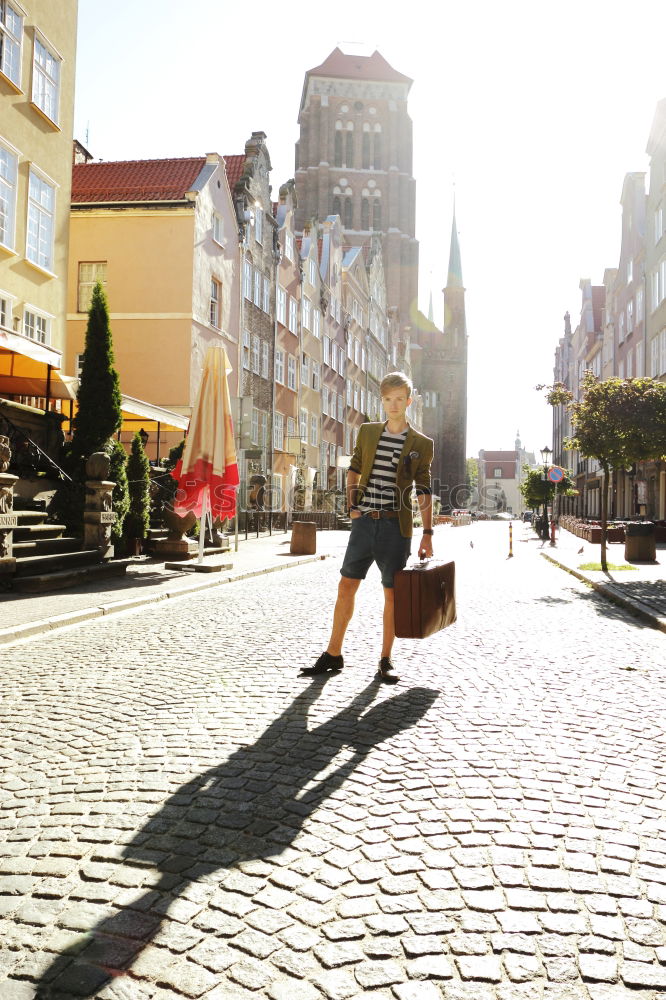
[295,48,418,332]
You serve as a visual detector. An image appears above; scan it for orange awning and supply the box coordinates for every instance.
[0,329,75,400]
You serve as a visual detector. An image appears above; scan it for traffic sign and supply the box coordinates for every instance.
[548,466,564,483]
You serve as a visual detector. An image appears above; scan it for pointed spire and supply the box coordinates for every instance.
[428,288,434,323]
[447,207,463,289]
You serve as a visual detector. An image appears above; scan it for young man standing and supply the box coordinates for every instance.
[304,372,434,684]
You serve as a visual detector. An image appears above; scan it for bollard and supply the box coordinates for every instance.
[508,521,513,558]
[290,520,317,555]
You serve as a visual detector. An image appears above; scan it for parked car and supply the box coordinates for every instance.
[522,511,533,523]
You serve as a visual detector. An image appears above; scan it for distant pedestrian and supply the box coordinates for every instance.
[302,372,434,684]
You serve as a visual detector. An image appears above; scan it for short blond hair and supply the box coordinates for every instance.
[380,371,413,397]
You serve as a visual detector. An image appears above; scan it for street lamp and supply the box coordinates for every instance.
[540,446,552,540]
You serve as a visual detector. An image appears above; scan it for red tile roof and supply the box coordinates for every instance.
[224,154,246,193]
[71,157,207,203]
[306,47,411,86]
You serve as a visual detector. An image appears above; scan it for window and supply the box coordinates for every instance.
[345,129,354,168]
[313,309,320,339]
[0,290,12,328]
[346,379,352,405]
[354,339,360,366]
[243,259,252,300]
[75,352,84,377]
[26,169,55,272]
[372,199,382,231]
[301,353,309,387]
[251,334,260,374]
[337,394,344,422]
[334,129,342,168]
[323,335,331,366]
[360,387,366,414]
[254,206,263,244]
[0,141,17,249]
[262,275,270,314]
[310,414,318,446]
[322,385,329,416]
[344,198,352,229]
[636,340,644,377]
[308,259,317,285]
[361,198,369,230]
[361,347,367,372]
[212,212,223,245]
[660,328,666,377]
[302,296,311,331]
[627,258,633,284]
[311,361,321,391]
[242,329,250,368]
[626,347,633,378]
[652,270,660,312]
[288,296,298,333]
[345,425,351,454]
[618,311,625,344]
[253,269,261,307]
[300,407,308,442]
[24,307,49,344]
[661,259,666,303]
[493,468,502,478]
[251,408,259,444]
[275,348,285,384]
[260,411,268,450]
[273,411,284,451]
[651,335,659,377]
[330,341,337,370]
[287,355,296,391]
[618,359,625,379]
[637,285,644,323]
[277,286,286,325]
[0,1,22,88]
[353,385,359,410]
[32,36,60,124]
[209,277,221,328]
[77,261,107,312]
[261,341,269,379]
[362,130,370,169]
[287,416,297,441]
[285,231,294,262]
[655,205,663,246]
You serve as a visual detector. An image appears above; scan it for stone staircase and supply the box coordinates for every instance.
[10,507,130,593]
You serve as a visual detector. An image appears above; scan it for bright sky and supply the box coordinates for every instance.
[74,0,666,460]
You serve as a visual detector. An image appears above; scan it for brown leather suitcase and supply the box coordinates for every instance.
[393,559,457,639]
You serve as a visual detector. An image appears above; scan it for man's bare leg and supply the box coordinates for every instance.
[327,577,361,656]
[379,586,400,683]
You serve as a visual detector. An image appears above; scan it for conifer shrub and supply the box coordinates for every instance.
[124,431,151,544]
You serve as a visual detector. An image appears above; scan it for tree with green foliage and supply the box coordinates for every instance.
[71,282,122,463]
[108,440,129,544]
[466,457,478,492]
[49,282,123,534]
[124,432,151,548]
[520,464,575,537]
[542,373,666,571]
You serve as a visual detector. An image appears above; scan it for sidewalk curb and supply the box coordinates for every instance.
[0,553,330,647]
[541,551,666,634]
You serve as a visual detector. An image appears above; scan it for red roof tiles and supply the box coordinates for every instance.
[224,154,246,193]
[71,157,207,204]
[306,47,411,86]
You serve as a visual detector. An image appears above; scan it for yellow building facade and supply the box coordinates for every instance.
[0,0,78,403]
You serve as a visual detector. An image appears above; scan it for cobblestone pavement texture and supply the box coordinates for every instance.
[540,528,666,628]
[1,522,665,999]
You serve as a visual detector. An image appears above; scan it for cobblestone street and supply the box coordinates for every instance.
[1,523,665,1000]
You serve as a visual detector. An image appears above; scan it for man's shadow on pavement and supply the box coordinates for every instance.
[36,678,439,998]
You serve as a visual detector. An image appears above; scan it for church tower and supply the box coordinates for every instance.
[295,48,419,332]
[438,210,468,505]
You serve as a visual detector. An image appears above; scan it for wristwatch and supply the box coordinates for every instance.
[422,528,433,535]
[349,505,360,513]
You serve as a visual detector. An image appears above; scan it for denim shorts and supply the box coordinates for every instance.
[340,515,411,588]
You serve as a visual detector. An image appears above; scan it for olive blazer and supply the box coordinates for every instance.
[348,422,434,538]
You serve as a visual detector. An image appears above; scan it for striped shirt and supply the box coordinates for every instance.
[359,427,408,512]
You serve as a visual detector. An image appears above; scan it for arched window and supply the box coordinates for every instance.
[361,198,369,230]
[373,132,382,169]
[344,198,353,229]
[362,127,370,169]
[372,199,382,231]
[345,130,354,168]
[334,131,342,167]
[332,195,341,219]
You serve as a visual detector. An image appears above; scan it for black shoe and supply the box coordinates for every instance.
[301,651,344,676]
[377,657,400,684]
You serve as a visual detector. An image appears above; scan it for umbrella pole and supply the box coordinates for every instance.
[198,487,209,563]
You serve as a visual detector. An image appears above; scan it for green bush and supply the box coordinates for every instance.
[124,432,151,541]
